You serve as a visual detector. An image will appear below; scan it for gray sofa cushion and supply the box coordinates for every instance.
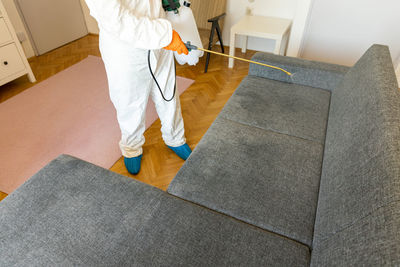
[249,52,350,91]
[311,45,400,264]
[0,155,311,266]
[168,117,324,247]
[219,75,331,144]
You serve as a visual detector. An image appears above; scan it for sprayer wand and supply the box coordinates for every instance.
[185,42,292,76]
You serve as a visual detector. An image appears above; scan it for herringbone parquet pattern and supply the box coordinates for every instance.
[0,34,256,201]
[0,35,100,103]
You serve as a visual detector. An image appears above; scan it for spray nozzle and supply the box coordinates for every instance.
[185,41,198,52]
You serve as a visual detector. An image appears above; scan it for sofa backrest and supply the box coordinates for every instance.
[249,52,349,91]
[311,45,400,265]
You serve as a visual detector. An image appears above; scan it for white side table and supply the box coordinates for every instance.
[229,15,292,68]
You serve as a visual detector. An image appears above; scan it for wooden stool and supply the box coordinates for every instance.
[204,13,226,73]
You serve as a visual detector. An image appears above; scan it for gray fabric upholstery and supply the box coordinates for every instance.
[249,52,350,91]
[311,201,400,266]
[219,75,331,144]
[168,117,324,247]
[311,45,400,264]
[2,44,398,266]
[0,155,311,266]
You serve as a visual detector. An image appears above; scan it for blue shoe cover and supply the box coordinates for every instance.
[124,155,142,175]
[168,143,192,160]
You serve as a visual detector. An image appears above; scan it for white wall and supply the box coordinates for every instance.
[222,0,311,57]
[80,0,99,34]
[288,0,312,57]
[301,0,400,67]
[396,63,400,86]
[2,0,35,58]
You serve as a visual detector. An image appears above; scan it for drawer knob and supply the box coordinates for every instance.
[3,61,8,66]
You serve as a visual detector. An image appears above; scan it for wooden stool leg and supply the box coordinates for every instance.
[205,23,216,73]
[215,22,225,53]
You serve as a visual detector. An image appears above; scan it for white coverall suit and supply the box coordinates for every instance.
[85,0,186,158]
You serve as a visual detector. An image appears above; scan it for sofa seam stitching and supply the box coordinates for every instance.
[220,116,325,146]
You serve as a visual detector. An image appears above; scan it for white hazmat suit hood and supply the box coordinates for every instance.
[85,0,186,158]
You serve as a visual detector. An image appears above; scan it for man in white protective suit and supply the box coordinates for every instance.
[85,0,192,174]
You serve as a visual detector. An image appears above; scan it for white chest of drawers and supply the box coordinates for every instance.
[0,0,35,86]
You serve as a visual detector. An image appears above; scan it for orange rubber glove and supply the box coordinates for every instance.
[164,30,189,55]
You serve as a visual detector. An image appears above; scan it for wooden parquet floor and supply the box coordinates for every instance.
[0,34,256,202]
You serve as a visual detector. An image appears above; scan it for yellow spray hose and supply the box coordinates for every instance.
[196,46,293,76]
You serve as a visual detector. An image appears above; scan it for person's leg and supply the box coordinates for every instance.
[100,35,151,171]
[149,49,186,147]
[148,49,191,160]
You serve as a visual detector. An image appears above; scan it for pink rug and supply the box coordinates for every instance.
[0,56,194,194]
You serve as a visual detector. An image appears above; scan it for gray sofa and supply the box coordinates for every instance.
[1,44,399,266]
